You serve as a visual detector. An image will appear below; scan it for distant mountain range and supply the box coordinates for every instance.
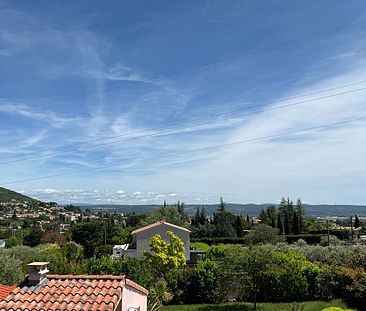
[78,203,366,217]
[0,187,38,203]
[1,187,365,217]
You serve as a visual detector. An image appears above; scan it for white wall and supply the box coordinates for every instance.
[121,284,147,311]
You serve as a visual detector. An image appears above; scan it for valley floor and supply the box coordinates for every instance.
[162,300,351,311]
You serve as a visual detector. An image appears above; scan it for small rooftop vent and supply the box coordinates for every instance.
[27,262,49,286]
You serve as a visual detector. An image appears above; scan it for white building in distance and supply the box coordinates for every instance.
[113,221,191,260]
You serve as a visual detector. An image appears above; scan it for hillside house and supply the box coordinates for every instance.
[113,221,191,260]
[0,262,148,311]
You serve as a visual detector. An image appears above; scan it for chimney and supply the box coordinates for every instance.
[27,262,49,286]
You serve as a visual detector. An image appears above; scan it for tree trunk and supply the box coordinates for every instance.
[253,279,257,310]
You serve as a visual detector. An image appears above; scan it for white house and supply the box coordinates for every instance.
[114,221,191,260]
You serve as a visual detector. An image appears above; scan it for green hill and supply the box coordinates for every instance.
[0,187,38,203]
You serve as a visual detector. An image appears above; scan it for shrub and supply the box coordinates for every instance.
[190,242,210,252]
[321,308,354,311]
[320,235,342,246]
[0,254,24,285]
[192,259,220,303]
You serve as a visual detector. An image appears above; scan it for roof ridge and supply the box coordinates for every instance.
[48,274,126,280]
[131,220,191,235]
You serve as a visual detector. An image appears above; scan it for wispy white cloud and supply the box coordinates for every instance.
[0,101,82,128]
[24,188,187,204]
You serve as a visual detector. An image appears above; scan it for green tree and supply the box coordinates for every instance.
[218,197,226,212]
[213,211,236,237]
[235,215,244,237]
[144,231,186,278]
[192,259,220,303]
[70,221,104,257]
[23,225,44,246]
[246,246,274,310]
[296,198,305,233]
[5,236,21,248]
[245,224,283,245]
[146,206,189,227]
[0,254,24,285]
[279,197,294,235]
[354,215,360,229]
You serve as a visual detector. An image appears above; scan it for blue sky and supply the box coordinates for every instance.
[1,1,366,205]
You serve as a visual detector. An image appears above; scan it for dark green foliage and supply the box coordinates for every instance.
[218,197,226,212]
[23,225,44,246]
[146,205,189,227]
[285,234,324,244]
[94,245,113,258]
[309,229,350,241]
[354,215,360,229]
[0,254,24,285]
[5,236,21,248]
[213,211,237,238]
[296,199,306,233]
[235,216,244,237]
[126,213,147,228]
[70,221,104,257]
[293,212,300,235]
[191,237,247,245]
[190,223,215,239]
[188,260,220,303]
[245,224,283,245]
[259,205,277,228]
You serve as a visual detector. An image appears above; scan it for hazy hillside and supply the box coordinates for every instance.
[0,187,38,203]
[79,203,366,217]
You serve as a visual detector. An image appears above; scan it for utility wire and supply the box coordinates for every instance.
[2,115,366,186]
[2,20,364,161]
[1,81,366,166]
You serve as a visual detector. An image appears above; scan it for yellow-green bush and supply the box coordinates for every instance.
[321,307,354,311]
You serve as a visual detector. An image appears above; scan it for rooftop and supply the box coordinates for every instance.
[131,220,191,235]
[0,274,148,311]
[0,285,16,301]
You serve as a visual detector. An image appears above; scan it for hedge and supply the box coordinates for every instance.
[309,229,350,241]
[191,234,327,245]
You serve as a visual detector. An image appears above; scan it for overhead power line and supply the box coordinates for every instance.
[2,115,366,186]
[1,20,364,163]
[1,81,366,166]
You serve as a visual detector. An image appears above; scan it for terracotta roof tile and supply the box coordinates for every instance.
[131,220,191,235]
[0,275,130,311]
[0,284,16,301]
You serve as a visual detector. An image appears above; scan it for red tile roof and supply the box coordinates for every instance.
[0,284,16,301]
[0,274,148,311]
[131,220,191,235]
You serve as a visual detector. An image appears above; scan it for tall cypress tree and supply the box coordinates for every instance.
[218,197,226,212]
[293,211,299,235]
[236,216,244,237]
[277,213,283,234]
[296,198,305,233]
[355,214,361,228]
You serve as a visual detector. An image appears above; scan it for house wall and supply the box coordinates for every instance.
[127,223,190,259]
[121,284,147,311]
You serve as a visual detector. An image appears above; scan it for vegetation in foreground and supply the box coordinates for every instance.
[162,300,350,311]
[1,197,366,310]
